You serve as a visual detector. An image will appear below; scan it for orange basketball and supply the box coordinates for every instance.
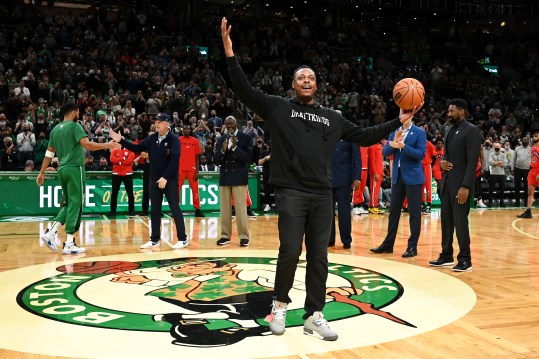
[57,261,141,274]
[392,78,425,111]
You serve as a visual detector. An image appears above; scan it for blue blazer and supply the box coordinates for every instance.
[330,140,361,188]
[213,131,253,186]
[383,124,426,186]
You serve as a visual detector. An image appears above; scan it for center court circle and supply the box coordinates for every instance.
[0,250,476,358]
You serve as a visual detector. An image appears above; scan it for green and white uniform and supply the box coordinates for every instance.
[48,121,87,234]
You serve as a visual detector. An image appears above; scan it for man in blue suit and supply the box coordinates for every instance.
[213,116,253,247]
[370,117,426,257]
[329,140,361,249]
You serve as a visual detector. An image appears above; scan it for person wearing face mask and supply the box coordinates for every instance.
[513,136,532,208]
[482,139,493,185]
[429,98,481,273]
[503,142,514,176]
[487,142,507,207]
[16,124,36,169]
[517,132,539,218]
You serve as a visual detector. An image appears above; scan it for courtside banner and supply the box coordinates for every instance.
[0,171,260,216]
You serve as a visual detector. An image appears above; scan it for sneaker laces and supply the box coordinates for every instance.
[272,302,287,319]
[313,313,330,328]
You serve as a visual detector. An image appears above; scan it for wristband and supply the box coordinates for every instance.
[45,150,55,158]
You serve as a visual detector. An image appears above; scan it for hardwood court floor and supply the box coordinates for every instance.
[0,208,538,358]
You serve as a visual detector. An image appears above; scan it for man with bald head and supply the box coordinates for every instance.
[213,115,253,247]
[221,18,421,341]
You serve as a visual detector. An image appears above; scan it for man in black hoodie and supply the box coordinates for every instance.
[221,18,422,341]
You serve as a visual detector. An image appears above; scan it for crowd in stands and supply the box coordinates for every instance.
[0,2,538,207]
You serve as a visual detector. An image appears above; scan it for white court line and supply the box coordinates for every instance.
[512,218,539,240]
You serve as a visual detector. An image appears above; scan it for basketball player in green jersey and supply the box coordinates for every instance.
[37,102,120,254]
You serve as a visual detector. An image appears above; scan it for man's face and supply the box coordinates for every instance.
[447,105,464,124]
[182,126,191,137]
[200,156,207,164]
[155,120,169,133]
[225,118,237,133]
[292,68,317,104]
[436,140,443,149]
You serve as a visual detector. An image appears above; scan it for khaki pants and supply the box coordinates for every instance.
[220,185,249,240]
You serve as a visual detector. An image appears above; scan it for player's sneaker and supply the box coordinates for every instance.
[369,207,385,214]
[303,311,338,341]
[266,300,287,335]
[40,229,57,251]
[476,200,487,208]
[263,204,271,212]
[140,240,160,249]
[62,242,86,255]
[172,239,189,249]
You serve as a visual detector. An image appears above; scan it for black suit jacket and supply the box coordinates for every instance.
[213,131,253,186]
[440,120,481,196]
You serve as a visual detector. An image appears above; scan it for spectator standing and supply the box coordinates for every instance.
[513,137,532,207]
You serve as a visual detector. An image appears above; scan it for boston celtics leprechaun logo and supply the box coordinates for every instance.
[17,257,415,348]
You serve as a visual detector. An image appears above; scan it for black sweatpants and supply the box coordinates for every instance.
[110,174,134,213]
[149,181,187,242]
[272,187,332,319]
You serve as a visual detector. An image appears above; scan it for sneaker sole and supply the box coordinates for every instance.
[173,242,189,249]
[429,262,455,267]
[41,236,58,251]
[140,243,160,249]
[303,328,338,341]
[217,241,231,246]
[240,243,249,247]
[452,267,472,272]
[62,248,86,255]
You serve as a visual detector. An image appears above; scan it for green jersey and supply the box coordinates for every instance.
[49,120,88,170]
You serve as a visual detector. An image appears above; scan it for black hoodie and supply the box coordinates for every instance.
[227,56,401,194]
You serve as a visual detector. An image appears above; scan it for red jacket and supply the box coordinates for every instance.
[110,148,135,176]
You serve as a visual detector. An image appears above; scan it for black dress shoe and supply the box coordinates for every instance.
[343,243,351,249]
[402,248,417,258]
[429,256,455,267]
[452,261,472,272]
[328,242,335,247]
[370,245,393,254]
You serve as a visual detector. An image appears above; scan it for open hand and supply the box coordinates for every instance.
[221,17,234,57]
[109,128,122,142]
[399,102,424,124]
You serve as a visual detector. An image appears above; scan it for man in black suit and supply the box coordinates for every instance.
[213,116,253,246]
[199,155,215,171]
[329,140,361,249]
[429,98,481,272]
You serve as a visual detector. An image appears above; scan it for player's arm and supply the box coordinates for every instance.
[80,137,119,151]
[36,146,56,186]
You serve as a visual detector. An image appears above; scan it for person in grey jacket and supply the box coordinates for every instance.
[512,137,531,207]
[488,142,507,207]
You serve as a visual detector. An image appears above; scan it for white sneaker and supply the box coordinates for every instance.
[353,207,369,215]
[140,240,160,249]
[263,204,271,212]
[40,229,58,251]
[267,300,287,335]
[62,243,86,255]
[379,202,386,209]
[172,239,188,249]
[477,200,487,208]
[303,311,338,341]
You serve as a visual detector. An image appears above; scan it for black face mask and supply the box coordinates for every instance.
[495,148,500,152]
